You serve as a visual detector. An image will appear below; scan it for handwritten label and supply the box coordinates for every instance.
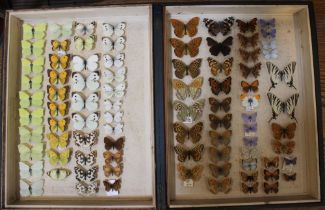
[244,132,256,137]
[106,190,119,196]
[246,106,255,112]
[184,116,193,124]
[183,179,193,187]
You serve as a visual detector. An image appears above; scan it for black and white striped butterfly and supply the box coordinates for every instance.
[267,93,299,122]
[267,61,296,91]
[74,165,98,182]
[73,131,97,148]
[75,150,97,167]
[76,181,99,196]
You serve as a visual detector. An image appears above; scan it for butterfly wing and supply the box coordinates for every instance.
[72,55,85,72]
[171,19,186,38]
[187,37,202,57]
[170,38,186,58]
[86,54,99,71]
[185,17,200,37]
[85,113,99,130]
[188,76,203,100]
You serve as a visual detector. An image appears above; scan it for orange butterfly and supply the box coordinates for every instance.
[271,123,296,140]
[170,17,200,38]
[103,151,123,164]
[271,140,295,155]
[170,37,202,58]
[208,177,232,194]
[177,163,203,181]
[103,163,123,177]
[241,80,259,93]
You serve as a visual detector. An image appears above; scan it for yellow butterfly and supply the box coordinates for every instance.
[47,132,69,149]
[47,85,69,101]
[48,118,68,133]
[48,69,70,85]
[47,102,69,117]
[47,148,70,166]
[51,40,70,51]
[49,54,70,70]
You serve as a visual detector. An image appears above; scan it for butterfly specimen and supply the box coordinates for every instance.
[20,179,44,197]
[48,69,69,85]
[206,36,233,56]
[74,21,96,36]
[242,112,257,123]
[267,61,296,90]
[283,172,296,181]
[240,93,260,111]
[23,23,47,40]
[263,40,278,59]
[74,165,98,182]
[240,171,258,182]
[283,156,297,166]
[76,181,99,196]
[173,122,203,144]
[264,182,279,194]
[19,126,43,143]
[173,99,205,122]
[243,137,258,147]
[242,158,258,171]
[209,97,231,113]
[71,72,100,91]
[74,35,96,51]
[71,92,99,112]
[19,91,44,108]
[209,77,232,96]
[239,63,261,78]
[238,33,259,48]
[72,54,99,72]
[243,123,257,134]
[103,163,123,177]
[49,54,70,70]
[241,146,259,160]
[48,23,72,38]
[19,108,44,126]
[264,169,280,181]
[172,77,203,100]
[102,37,126,52]
[103,67,126,83]
[47,148,71,166]
[261,28,276,39]
[177,164,203,181]
[271,139,295,155]
[47,102,69,117]
[103,179,121,192]
[102,22,126,37]
[103,53,125,68]
[21,39,45,57]
[239,48,261,62]
[72,113,99,131]
[104,137,125,150]
[19,161,43,179]
[104,123,124,136]
[75,150,97,167]
[170,17,199,38]
[47,168,71,181]
[103,83,126,99]
[21,74,43,90]
[203,17,234,36]
[104,150,123,164]
[263,156,279,169]
[259,18,276,29]
[241,182,258,194]
[170,37,202,58]
[21,57,44,74]
[207,57,233,77]
[236,18,258,33]
[47,132,69,149]
[172,58,201,79]
[241,80,259,93]
[104,111,123,123]
[209,113,232,129]
[174,144,204,162]
[209,130,232,146]
[209,163,232,178]
[73,131,97,148]
[104,99,122,111]
[51,39,70,52]
[48,118,68,133]
[208,146,231,162]
[267,93,299,121]
[271,123,296,140]
[208,177,232,194]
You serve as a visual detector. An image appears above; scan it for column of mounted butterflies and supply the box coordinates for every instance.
[236,18,261,194]
[170,17,205,187]
[101,22,127,195]
[259,18,278,60]
[263,156,280,194]
[70,21,100,196]
[18,22,47,197]
[203,17,235,194]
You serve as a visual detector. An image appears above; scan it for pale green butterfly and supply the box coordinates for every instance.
[173,99,205,122]
[19,108,44,126]
[19,90,44,108]
[21,74,43,90]
[19,126,43,143]
[47,168,71,181]
[20,178,44,197]
[21,40,45,57]
[18,143,44,161]
[21,57,45,74]
[74,35,96,51]
[48,23,72,39]
[19,161,43,179]
[22,23,47,40]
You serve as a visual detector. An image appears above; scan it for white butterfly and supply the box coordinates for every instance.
[72,54,99,72]
[20,179,44,197]
[262,40,276,49]
[76,181,99,196]
[74,165,98,182]
[19,161,43,179]
[75,150,97,167]
[267,61,296,90]
[104,111,123,123]
[86,72,100,91]
[102,22,126,37]
[240,94,260,111]
[48,23,72,39]
[103,67,126,83]
[74,21,96,36]
[73,130,97,148]
[72,113,99,131]
[104,99,122,111]
[85,93,99,111]
[104,123,124,136]
[103,53,125,68]
[263,48,278,59]
[102,36,126,52]
[71,73,85,91]
[103,83,126,99]
[71,92,85,112]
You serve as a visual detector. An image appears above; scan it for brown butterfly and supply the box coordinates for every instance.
[239,63,261,78]
[172,58,202,79]
[209,77,232,95]
[239,48,261,62]
[238,33,259,48]
[209,97,231,113]
[174,144,204,162]
[209,113,232,129]
[271,123,296,140]
[104,137,124,151]
[208,177,232,194]
[103,179,121,192]
[264,182,279,194]
[173,122,203,144]
[203,17,234,36]
[103,163,123,177]
[209,163,231,178]
[171,17,200,38]
[283,172,297,181]
[209,130,232,146]
[207,57,233,76]
[208,146,231,162]
[271,139,295,155]
[242,182,258,193]
[206,36,233,56]
[170,37,202,58]
[236,18,258,33]
[241,80,259,93]
[263,156,279,169]
[264,169,280,181]
[240,171,258,182]
[103,150,123,164]
[177,163,203,181]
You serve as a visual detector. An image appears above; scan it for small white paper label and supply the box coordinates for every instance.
[57,50,66,57]
[183,179,193,187]
[246,106,255,112]
[244,132,256,137]
[106,190,119,196]
[184,116,193,124]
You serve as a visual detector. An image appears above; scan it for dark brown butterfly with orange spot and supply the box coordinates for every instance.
[104,136,124,151]
[242,182,258,194]
[264,169,280,181]
[172,58,202,79]
[209,130,232,146]
[209,97,231,113]
[241,80,259,93]
[238,33,259,48]
[239,63,261,78]
[103,163,123,177]
[171,17,200,38]
[174,144,204,162]
[170,37,202,58]
[209,163,232,178]
[271,123,296,140]
[203,17,235,36]
[240,171,258,182]
[283,172,296,181]
[207,57,233,76]
[209,77,232,96]
[263,156,279,169]
[206,36,233,56]
[173,122,203,144]
[208,146,231,162]
[236,18,258,33]
[209,113,232,129]
[103,179,121,192]
[264,182,279,194]
[208,177,232,194]
[271,139,295,155]
[239,48,261,62]
[103,150,123,164]
[177,163,203,181]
